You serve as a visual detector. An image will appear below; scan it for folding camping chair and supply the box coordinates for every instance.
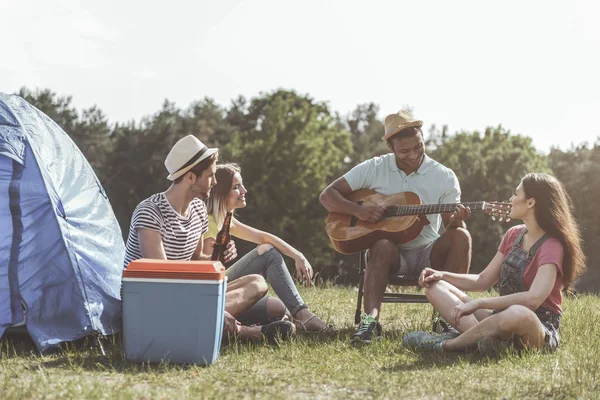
[354,250,444,331]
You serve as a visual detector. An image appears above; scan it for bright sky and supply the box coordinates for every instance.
[1,0,598,152]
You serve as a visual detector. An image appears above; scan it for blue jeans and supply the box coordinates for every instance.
[227,247,307,323]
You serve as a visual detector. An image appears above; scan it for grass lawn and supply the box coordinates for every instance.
[1,285,599,399]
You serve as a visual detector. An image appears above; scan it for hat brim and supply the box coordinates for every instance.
[167,148,218,181]
[381,120,423,141]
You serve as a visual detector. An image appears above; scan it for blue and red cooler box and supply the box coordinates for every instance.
[122,259,227,365]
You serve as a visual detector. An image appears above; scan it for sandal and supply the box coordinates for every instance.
[293,315,335,333]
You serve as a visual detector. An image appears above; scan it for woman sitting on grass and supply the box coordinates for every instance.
[204,163,329,332]
[403,173,585,353]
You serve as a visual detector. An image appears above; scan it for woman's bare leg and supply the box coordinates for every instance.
[444,305,546,351]
[424,280,490,332]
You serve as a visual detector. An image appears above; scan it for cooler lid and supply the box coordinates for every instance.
[123,259,225,280]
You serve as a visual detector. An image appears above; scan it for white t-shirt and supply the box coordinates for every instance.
[343,153,461,250]
[123,193,209,267]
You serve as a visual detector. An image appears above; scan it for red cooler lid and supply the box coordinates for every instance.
[123,259,225,280]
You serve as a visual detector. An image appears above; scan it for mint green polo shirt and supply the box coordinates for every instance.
[343,153,461,250]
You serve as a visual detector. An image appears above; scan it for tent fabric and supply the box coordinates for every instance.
[0,93,125,351]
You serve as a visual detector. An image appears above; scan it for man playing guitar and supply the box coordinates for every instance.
[319,110,471,344]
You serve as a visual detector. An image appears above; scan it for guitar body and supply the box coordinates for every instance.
[326,189,429,254]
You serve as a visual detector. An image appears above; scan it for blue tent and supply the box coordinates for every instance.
[0,93,124,351]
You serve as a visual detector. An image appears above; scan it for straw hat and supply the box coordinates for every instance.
[165,135,218,181]
[382,110,423,141]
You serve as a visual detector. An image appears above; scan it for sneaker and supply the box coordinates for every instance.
[402,331,446,352]
[477,336,511,356]
[439,330,460,340]
[351,313,382,345]
[261,320,296,344]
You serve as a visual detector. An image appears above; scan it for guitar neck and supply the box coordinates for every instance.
[384,201,485,217]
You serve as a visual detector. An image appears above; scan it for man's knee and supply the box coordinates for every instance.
[370,239,396,252]
[366,239,400,276]
[452,227,471,246]
[265,297,287,321]
[368,240,398,262]
[238,274,268,299]
[257,243,274,255]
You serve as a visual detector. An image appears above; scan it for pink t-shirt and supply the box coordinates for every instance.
[498,225,564,315]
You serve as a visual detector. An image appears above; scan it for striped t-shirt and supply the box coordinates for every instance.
[123,193,209,268]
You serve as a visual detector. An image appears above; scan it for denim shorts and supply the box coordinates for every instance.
[535,308,560,351]
[491,307,560,351]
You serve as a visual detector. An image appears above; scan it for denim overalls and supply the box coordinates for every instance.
[497,227,561,350]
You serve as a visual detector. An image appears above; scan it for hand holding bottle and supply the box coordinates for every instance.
[223,240,237,263]
[211,212,234,264]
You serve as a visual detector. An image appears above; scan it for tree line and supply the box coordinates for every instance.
[16,88,600,293]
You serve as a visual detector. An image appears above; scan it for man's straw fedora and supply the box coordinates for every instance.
[382,110,423,141]
[165,135,218,181]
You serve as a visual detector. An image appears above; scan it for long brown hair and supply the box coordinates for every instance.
[205,163,241,228]
[522,173,586,289]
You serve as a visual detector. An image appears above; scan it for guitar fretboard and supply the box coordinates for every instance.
[384,201,485,217]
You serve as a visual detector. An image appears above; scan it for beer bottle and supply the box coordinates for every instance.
[211,212,233,263]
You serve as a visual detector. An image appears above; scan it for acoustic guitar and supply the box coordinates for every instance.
[326,189,511,254]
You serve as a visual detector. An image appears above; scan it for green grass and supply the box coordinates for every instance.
[2,286,599,399]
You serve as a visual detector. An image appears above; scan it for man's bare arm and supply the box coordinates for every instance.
[192,233,212,260]
[319,177,359,214]
[319,177,384,223]
[137,228,168,259]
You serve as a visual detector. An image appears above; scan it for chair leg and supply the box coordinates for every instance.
[355,251,365,324]
[431,308,441,333]
[355,272,364,324]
